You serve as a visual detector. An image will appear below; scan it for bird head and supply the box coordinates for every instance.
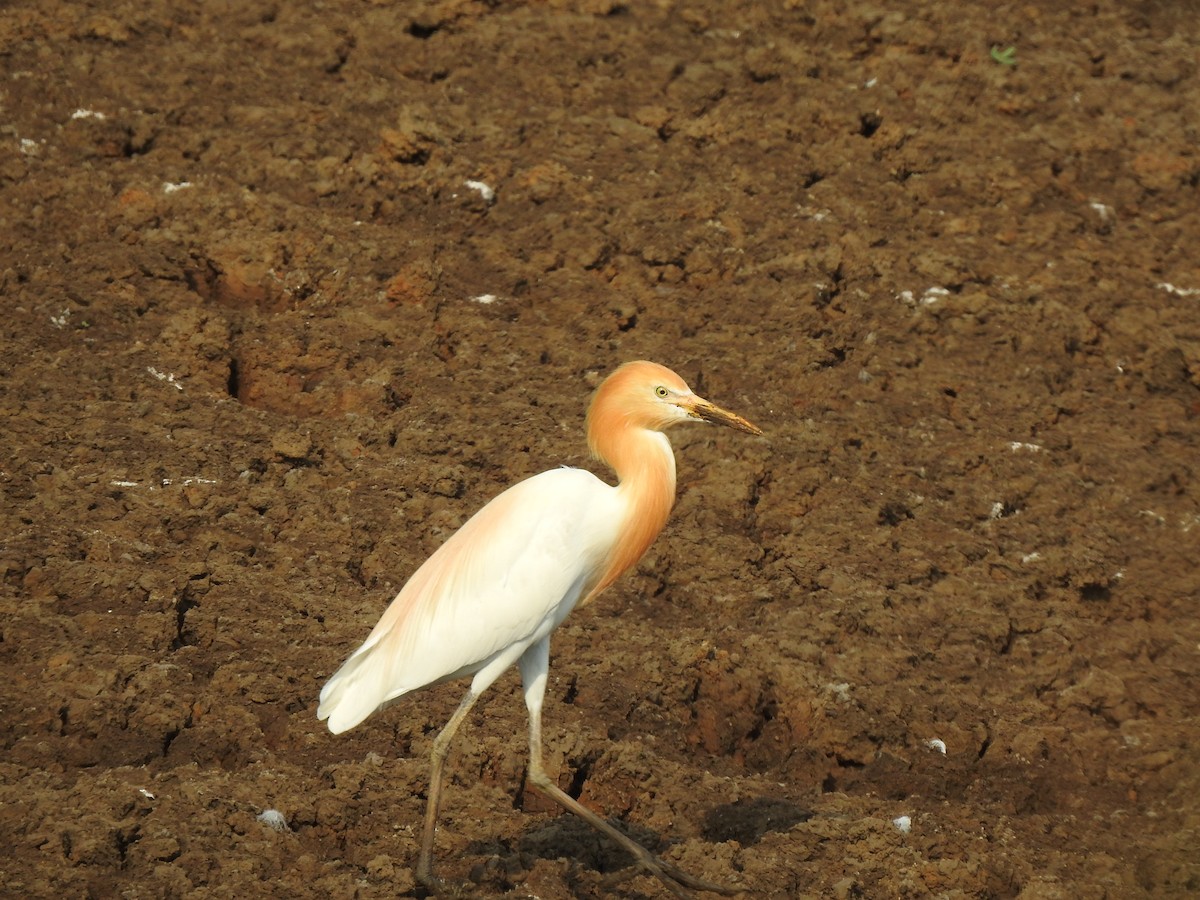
[588,361,762,453]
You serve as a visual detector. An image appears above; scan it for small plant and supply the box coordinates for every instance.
[990,45,1017,66]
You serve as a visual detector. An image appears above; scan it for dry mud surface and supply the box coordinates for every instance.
[2,1,1199,897]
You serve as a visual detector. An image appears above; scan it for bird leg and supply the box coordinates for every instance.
[524,749,741,898]
[416,688,481,895]
[519,642,743,898]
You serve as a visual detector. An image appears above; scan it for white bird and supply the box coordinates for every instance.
[318,360,761,896]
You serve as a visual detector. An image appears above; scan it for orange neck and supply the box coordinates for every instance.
[583,422,677,603]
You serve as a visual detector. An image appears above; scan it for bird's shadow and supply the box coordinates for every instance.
[463,797,811,895]
[701,796,813,845]
[462,815,675,896]
[520,813,667,871]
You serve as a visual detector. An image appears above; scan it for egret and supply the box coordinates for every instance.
[318,360,761,897]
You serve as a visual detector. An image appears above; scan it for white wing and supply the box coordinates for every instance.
[317,467,621,734]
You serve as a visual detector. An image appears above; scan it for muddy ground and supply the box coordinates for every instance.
[2,1,1199,897]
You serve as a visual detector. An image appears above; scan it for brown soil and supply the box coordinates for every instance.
[3,1,1198,897]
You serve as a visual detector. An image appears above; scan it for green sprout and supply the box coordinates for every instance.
[990,45,1017,66]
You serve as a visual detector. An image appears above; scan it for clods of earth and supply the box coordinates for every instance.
[2,1,1198,897]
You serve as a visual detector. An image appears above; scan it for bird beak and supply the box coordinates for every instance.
[686,396,763,436]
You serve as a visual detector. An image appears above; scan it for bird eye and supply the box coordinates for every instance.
[654,386,669,398]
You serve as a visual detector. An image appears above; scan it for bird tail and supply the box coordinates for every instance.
[316,647,389,735]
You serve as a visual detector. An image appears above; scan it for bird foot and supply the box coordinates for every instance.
[602,851,746,898]
[415,871,482,899]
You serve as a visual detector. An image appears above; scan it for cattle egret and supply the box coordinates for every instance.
[318,361,761,896]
